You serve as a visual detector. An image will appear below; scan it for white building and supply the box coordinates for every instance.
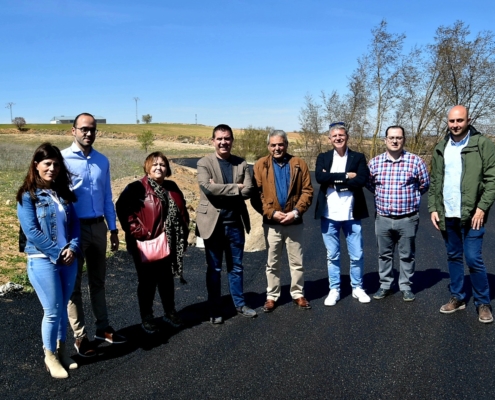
[50,115,107,124]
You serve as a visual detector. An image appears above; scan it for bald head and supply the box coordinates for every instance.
[447,105,471,142]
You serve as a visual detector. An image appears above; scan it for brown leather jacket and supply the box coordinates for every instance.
[116,176,189,249]
[252,154,313,225]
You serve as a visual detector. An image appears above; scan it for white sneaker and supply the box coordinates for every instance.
[324,289,340,306]
[352,287,371,303]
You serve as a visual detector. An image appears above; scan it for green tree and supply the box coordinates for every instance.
[13,117,26,131]
[137,130,154,152]
[142,114,152,124]
[234,126,271,162]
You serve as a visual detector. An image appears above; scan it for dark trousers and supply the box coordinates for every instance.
[131,250,175,320]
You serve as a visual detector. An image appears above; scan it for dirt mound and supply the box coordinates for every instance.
[112,161,265,253]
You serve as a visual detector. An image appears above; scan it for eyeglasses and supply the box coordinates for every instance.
[329,122,346,129]
[75,127,98,135]
[385,136,404,142]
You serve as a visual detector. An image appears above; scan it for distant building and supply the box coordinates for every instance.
[50,115,107,124]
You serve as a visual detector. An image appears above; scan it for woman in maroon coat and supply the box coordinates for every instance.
[116,152,189,334]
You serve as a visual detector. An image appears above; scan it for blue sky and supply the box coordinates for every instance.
[2,0,494,131]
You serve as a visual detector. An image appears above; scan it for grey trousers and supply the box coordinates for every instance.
[375,214,419,291]
[68,221,109,338]
[264,223,305,301]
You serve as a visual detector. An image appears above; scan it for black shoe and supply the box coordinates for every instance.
[95,326,127,344]
[141,316,159,334]
[74,335,96,357]
[373,288,393,300]
[163,310,184,328]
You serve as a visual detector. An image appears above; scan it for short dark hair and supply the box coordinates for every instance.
[16,142,76,204]
[212,124,234,140]
[143,152,172,177]
[385,125,405,137]
[73,113,96,127]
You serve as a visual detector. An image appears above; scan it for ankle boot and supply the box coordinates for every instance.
[57,340,78,370]
[44,348,69,379]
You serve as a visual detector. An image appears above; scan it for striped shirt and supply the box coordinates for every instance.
[367,151,430,216]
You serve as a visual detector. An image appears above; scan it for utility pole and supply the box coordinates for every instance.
[133,97,140,124]
[195,114,197,125]
[5,102,15,122]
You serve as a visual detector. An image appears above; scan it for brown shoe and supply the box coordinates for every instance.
[74,335,96,358]
[478,304,494,324]
[262,299,276,313]
[293,297,311,310]
[439,297,466,314]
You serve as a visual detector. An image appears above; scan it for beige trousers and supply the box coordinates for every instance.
[68,221,109,338]
[264,223,305,301]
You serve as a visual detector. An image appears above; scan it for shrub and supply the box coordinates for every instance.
[234,126,272,162]
[13,117,26,131]
[137,130,154,152]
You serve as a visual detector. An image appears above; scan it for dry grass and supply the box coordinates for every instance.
[0,132,214,285]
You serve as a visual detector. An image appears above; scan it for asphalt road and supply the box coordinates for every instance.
[2,171,495,399]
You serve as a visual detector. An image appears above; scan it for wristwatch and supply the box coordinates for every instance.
[110,229,119,235]
[292,210,300,220]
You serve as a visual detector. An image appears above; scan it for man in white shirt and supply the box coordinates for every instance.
[314,122,370,306]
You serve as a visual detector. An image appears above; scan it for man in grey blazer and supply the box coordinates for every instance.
[196,124,257,324]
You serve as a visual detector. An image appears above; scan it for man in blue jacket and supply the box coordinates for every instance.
[315,122,370,306]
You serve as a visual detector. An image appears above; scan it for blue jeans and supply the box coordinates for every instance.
[321,218,364,290]
[204,223,245,316]
[27,257,78,352]
[442,218,490,306]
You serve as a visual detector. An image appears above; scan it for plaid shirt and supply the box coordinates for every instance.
[367,151,430,216]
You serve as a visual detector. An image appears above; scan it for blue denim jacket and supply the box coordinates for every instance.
[17,189,81,263]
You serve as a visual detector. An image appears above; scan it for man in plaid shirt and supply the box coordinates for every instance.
[367,126,430,301]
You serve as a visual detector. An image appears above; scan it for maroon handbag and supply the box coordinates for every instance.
[136,231,170,263]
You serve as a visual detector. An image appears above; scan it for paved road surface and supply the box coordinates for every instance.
[2,172,495,399]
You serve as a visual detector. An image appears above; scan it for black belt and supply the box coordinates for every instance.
[380,212,418,220]
[79,216,104,225]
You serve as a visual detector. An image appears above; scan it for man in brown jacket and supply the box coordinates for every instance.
[252,129,313,312]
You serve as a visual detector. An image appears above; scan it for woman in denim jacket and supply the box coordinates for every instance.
[17,143,80,379]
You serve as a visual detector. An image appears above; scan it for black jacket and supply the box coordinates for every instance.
[314,148,369,220]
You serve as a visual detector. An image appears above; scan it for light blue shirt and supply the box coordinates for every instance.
[443,132,470,218]
[61,142,117,230]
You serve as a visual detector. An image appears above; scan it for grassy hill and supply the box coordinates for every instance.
[0,123,235,141]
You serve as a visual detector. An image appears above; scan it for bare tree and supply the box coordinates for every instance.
[395,46,447,155]
[433,21,495,126]
[300,20,495,167]
[297,94,326,168]
[363,20,406,158]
